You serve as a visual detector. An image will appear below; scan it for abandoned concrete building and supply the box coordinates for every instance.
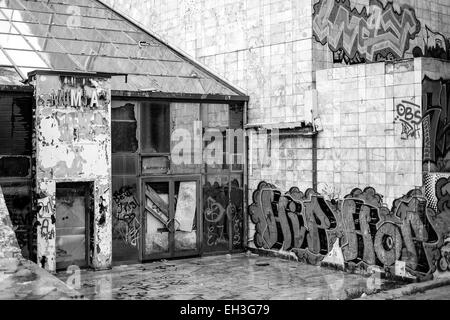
[2,0,450,286]
[0,0,248,273]
[99,0,450,281]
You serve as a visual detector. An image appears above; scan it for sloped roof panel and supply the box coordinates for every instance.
[0,0,245,97]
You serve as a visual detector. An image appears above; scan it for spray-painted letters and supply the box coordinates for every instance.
[249,182,445,279]
[313,0,421,63]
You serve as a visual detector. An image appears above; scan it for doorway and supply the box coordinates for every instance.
[142,176,201,260]
[55,182,93,270]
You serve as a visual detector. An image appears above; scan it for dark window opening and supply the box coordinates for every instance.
[0,156,30,178]
[141,102,170,154]
[112,103,138,153]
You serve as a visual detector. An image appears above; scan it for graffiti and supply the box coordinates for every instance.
[205,196,226,223]
[230,180,244,248]
[394,100,422,140]
[433,177,450,240]
[438,241,450,271]
[249,182,446,279]
[37,196,53,218]
[312,0,421,63]
[413,26,449,60]
[204,197,236,247]
[422,77,450,172]
[40,218,55,241]
[203,180,243,250]
[113,186,140,248]
[249,183,338,260]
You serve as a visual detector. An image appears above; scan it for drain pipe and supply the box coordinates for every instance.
[312,133,318,192]
[243,101,249,250]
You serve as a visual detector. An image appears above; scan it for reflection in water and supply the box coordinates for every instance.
[56,254,402,300]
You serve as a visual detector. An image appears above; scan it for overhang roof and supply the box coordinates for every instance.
[0,0,247,99]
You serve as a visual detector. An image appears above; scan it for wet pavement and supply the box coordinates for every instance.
[394,286,450,300]
[56,253,401,300]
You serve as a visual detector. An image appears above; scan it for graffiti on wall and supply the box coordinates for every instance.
[249,181,448,279]
[422,77,450,172]
[413,26,450,60]
[394,100,422,140]
[35,195,56,270]
[203,179,243,251]
[113,186,140,248]
[312,0,421,64]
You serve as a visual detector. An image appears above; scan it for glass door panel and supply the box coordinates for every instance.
[143,181,170,257]
[55,183,90,270]
[174,180,199,253]
[203,175,230,253]
[142,176,201,260]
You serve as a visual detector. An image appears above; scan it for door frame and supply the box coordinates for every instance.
[55,182,92,271]
[140,175,202,262]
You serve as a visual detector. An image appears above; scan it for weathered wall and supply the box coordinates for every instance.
[34,74,112,272]
[316,59,422,206]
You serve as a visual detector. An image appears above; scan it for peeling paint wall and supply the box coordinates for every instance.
[34,74,112,272]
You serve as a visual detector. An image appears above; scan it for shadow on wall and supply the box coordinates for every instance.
[248,181,450,281]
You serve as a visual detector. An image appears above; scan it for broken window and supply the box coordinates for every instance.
[112,102,138,153]
[170,103,201,174]
[174,181,198,251]
[1,182,34,260]
[202,104,229,171]
[144,181,170,255]
[141,102,170,154]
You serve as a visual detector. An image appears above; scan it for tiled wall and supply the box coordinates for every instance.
[316,59,423,205]
[248,134,314,194]
[104,0,316,125]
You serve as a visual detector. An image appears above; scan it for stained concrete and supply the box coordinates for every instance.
[56,253,401,300]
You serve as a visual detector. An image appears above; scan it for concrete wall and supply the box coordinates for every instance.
[34,74,112,272]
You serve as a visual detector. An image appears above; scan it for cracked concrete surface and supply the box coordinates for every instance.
[56,254,401,300]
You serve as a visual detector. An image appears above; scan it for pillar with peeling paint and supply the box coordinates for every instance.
[33,73,112,272]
